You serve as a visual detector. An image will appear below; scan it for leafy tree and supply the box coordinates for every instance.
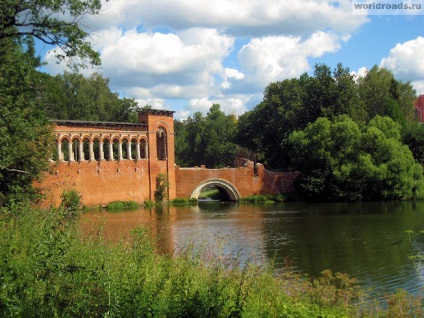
[41,72,139,122]
[403,122,424,166]
[358,66,416,126]
[175,105,238,168]
[0,0,102,69]
[0,37,53,205]
[285,115,424,201]
[0,0,104,206]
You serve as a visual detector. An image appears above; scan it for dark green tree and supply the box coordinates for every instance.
[0,0,102,69]
[175,105,238,168]
[358,66,416,126]
[285,115,424,201]
[0,0,104,205]
[41,72,139,122]
[0,38,53,205]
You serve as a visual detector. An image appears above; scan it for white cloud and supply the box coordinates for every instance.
[237,31,340,88]
[351,66,369,81]
[381,36,424,84]
[188,95,250,115]
[89,0,366,36]
[41,0,369,117]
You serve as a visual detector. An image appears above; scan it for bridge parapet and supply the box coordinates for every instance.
[175,160,297,200]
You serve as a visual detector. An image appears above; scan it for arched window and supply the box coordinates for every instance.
[140,139,147,159]
[156,127,167,160]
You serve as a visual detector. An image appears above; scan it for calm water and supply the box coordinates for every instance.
[81,201,424,298]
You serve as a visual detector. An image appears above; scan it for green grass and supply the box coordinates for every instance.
[199,187,222,200]
[0,207,422,317]
[105,200,139,211]
[170,198,198,206]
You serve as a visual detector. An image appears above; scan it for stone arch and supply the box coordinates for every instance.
[190,178,241,201]
[156,126,167,160]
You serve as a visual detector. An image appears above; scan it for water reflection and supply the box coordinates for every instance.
[80,201,424,298]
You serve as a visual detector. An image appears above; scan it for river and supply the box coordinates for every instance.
[81,201,424,298]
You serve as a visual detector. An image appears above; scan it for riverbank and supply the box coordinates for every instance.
[0,207,422,317]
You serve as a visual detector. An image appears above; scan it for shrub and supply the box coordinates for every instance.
[105,200,139,211]
[154,174,170,202]
[170,198,198,206]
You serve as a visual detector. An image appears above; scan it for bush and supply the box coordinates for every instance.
[105,200,139,211]
[240,195,275,204]
[154,174,170,202]
[170,198,198,206]
[1,206,422,317]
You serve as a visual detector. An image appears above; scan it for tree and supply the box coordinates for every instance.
[285,115,424,201]
[0,0,102,69]
[175,105,238,168]
[41,72,139,122]
[0,37,53,205]
[358,66,416,126]
[0,0,104,206]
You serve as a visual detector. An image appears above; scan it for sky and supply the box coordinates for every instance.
[39,0,424,120]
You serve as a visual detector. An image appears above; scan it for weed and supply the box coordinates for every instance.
[105,201,139,211]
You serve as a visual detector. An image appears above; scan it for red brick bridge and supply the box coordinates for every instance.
[38,109,296,207]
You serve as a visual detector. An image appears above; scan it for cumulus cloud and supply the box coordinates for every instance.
[42,0,368,116]
[237,31,341,88]
[89,0,366,36]
[381,36,424,82]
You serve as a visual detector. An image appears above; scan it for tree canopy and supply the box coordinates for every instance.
[0,0,103,206]
[236,63,417,170]
[41,72,139,122]
[285,115,424,201]
[0,37,53,204]
[175,104,238,168]
[0,0,102,68]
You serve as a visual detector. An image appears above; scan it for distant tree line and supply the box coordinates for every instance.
[175,63,424,201]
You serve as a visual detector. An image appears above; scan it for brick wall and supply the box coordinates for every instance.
[175,161,297,199]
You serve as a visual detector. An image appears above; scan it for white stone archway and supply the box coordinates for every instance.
[190,178,241,201]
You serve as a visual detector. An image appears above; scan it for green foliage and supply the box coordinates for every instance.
[235,63,416,170]
[169,198,198,206]
[239,194,289,204]
[175,104,238,168]
[60,189,82,213]
[143,199,155,208]
[105,200,139,211]
[154,173,170,202]
[285,115,424,201]
[358,66,415,125]
[41,72,139,122]
[403,122,424,165]
[239,195,275,204]
[1,206,420,317]
[0,37,53,206]
[0,0,103,69]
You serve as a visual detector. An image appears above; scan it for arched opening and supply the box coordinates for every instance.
[104,139,112,161]
[71,137,79,162]
[190,179,240,202]
[112,137,120,161]
[156,127,167,160]
[93,137,101,161]
[122,138,128,160]
[140,139,147,159]
[60,138,70,161]
[131,138,138,160]
[82,137,90,161]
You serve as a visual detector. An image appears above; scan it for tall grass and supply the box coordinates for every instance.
[0,207,422,317]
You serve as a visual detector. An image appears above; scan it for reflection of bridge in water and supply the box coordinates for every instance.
[38,109,296,207]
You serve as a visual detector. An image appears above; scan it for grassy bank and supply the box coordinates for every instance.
[0,207,422,317]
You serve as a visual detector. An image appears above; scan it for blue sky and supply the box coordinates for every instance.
[39,0,424,119]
